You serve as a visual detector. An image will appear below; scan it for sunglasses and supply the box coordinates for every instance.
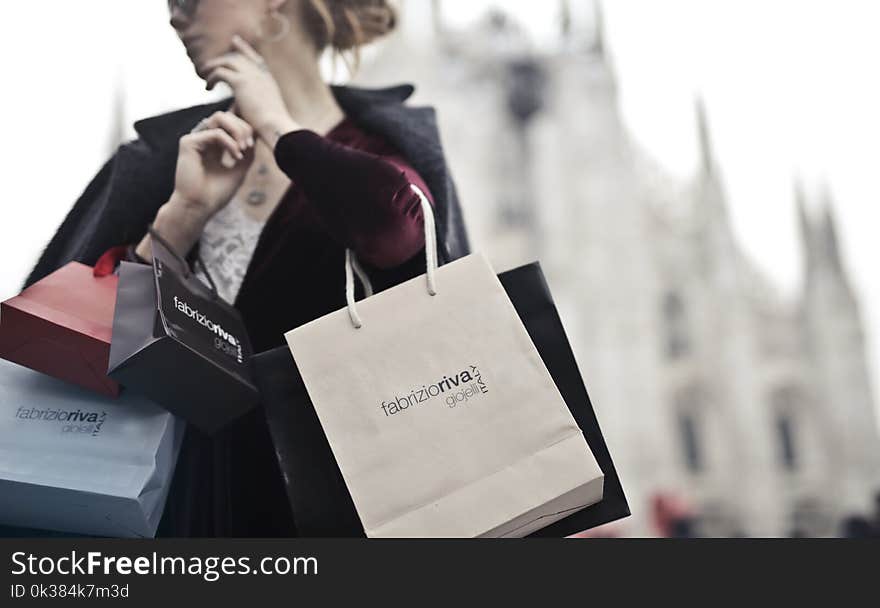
[167,0,200,17]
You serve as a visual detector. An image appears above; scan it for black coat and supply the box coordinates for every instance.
[26,83,469,290]
[24,83,471,536]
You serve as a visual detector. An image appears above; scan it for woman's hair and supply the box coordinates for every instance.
[300,0,397,68]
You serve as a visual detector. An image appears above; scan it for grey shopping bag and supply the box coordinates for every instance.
[108,229,258,434]
[0,358,184,538]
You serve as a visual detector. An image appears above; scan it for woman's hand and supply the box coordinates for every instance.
[202,35,298,146]
[134,111,255,261]
[172,109,255,219]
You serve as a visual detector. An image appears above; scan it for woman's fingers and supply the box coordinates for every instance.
[231,35,264,65]
[185,128,245,161]
[203,40,265,78]
[202,52,248,75]
[205,66,239,91]
[201,111,255,148]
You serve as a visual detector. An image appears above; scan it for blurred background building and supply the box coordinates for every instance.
[350,1,880,536]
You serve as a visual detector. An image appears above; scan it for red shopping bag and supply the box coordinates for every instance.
[0,257,121,397]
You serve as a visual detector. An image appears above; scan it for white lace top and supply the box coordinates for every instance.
[193,201,266,305]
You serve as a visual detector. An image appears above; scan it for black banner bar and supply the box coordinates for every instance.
[1,539,876,605]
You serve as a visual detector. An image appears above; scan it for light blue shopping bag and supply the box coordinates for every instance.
[0,358,183,537]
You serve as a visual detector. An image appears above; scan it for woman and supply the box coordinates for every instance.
[25,0,469,536]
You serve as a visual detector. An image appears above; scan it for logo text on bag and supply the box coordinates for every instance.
[172,296,243,363]
[15,407,108,436]
[380,365,489,417]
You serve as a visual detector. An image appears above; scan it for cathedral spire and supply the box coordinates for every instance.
[560,0,572,41]
[795,177,815,270]
[695,97,714,177]
[819,182,844,274]
[107,71,127,158]
[592,0,606,57]
[798,179,848,282]
[431,0,444,38]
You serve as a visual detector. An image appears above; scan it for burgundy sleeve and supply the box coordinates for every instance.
[273,130,434,269]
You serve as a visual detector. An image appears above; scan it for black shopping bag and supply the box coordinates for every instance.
[108,230,259,434]
[254,261,629,537]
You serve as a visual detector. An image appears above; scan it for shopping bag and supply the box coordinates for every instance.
[255,260,630,537]
[0,261,120,396]
[107,230,258,434]
[493,262,629,536]
[280,186,607,537]
[0,358,183,538]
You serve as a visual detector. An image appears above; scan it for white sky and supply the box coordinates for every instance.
[1,1,878,415]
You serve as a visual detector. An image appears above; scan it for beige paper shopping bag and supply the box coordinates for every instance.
[285,186,603,537]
